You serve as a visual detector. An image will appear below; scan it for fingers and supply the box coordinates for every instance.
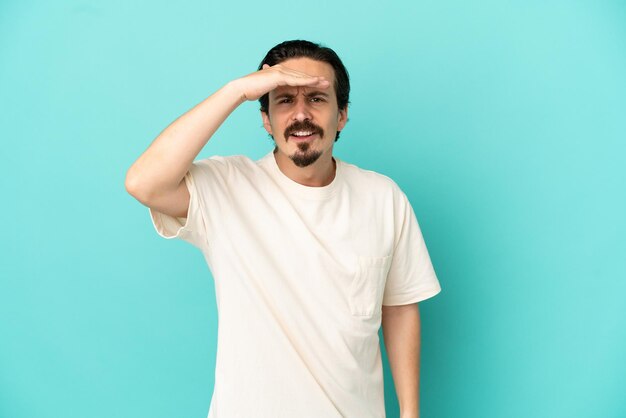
[281,72,330,88]
[309,77,331,88]
[265,63,330,88]
[277,76,330,90]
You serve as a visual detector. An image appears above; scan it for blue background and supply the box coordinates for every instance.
[1,1,625,417]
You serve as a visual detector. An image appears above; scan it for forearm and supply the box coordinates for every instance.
[125,80,245,200]
[381,303,421,418]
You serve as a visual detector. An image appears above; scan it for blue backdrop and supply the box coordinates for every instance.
[1,1,625,417]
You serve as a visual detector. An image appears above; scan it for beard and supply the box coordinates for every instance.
[282,119,325,167]
[290,141,323,167]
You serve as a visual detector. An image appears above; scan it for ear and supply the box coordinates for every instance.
[261,110,273,135]
[337,106,348,132]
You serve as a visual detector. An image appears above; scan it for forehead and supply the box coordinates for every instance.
[270,57,336,97]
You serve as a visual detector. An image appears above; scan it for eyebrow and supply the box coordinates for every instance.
[273,91,330,101]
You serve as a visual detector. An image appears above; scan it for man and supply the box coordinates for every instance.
[125,40,441,418]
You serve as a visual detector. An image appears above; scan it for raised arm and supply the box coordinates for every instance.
[124,64,330,216]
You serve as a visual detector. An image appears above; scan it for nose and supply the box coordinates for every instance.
[291,96,313,122]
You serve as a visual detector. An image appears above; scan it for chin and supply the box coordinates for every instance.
[290,149,323,167]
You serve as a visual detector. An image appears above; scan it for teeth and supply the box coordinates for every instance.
[292,131,313,137]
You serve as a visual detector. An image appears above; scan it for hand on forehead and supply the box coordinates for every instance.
[279,57,335,78]
[271,85,331,96]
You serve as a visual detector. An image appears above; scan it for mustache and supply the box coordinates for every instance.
[284,120,324,139]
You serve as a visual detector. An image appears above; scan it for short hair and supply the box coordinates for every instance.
[257,40,350,141]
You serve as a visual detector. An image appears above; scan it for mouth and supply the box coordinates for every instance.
[288,131,319,142]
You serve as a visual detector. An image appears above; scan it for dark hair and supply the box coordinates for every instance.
[257,40,350,141]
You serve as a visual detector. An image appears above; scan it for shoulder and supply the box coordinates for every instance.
[191,154,259,176]
[340,159,406,200]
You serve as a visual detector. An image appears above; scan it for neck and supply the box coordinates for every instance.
[273,148,336,187]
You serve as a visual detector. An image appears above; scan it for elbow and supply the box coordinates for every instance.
[125,170,150,203]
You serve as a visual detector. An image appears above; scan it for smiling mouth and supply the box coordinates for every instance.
[289,131,318,141]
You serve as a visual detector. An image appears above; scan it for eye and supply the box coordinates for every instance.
[310,97,325,103]
[278,98,292,104]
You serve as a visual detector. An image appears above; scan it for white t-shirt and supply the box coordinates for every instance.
[149,150,441,418]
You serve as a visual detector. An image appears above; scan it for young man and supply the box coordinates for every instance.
[125,40,441,418]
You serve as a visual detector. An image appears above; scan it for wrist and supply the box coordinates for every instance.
[400,406,419,418]
[223,79,248,105]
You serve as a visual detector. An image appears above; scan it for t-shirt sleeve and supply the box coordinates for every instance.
[382,190,441,305]
[148,158,223,251]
